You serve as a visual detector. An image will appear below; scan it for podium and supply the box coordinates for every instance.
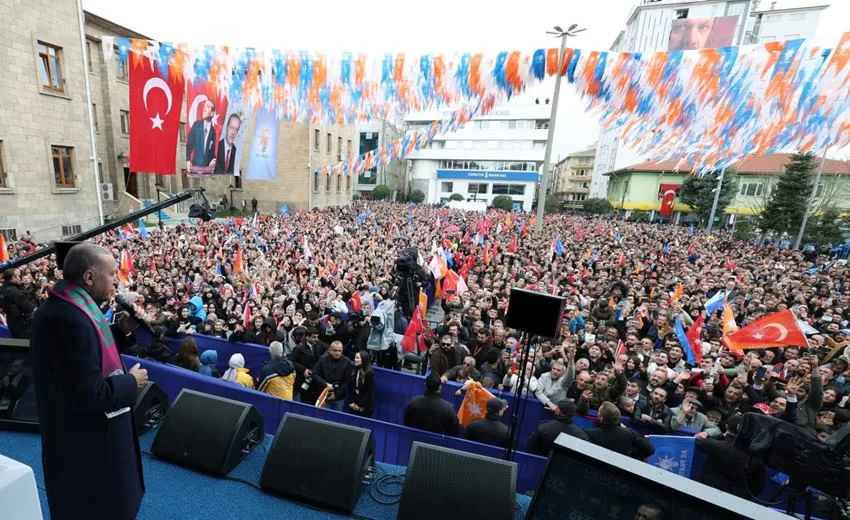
[0,453,43,520]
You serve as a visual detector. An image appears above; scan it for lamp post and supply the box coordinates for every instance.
[794,148,829,250]
[536,25,585,232]
[705,167,726,234]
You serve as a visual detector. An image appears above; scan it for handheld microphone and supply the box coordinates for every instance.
[115,292,156,335]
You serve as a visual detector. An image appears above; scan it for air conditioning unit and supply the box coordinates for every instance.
[101,182,115,201]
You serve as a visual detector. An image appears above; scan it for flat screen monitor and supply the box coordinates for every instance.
[526,433,789,520]
[0,338,38,432]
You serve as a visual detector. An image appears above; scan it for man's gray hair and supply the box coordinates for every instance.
[269,341,284,360]
[62,243,113,283]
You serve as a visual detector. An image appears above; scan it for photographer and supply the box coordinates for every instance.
[0,268,37,339]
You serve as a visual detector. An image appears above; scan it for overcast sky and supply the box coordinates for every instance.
[83,0,850,164]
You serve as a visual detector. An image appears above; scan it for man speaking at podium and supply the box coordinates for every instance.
[30,243,148,520]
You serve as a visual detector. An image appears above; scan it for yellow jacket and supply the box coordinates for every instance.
[258,373,295,400]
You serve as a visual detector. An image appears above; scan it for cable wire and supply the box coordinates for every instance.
[368,465,406,505]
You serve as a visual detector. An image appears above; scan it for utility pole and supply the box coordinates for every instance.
[705,167,726,234]
[536,25,585,232]
[794,148,829,249]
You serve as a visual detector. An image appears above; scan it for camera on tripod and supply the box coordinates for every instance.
[392,247,433,319]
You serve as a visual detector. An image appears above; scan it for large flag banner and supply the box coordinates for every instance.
[216,102,252,176]
[723,309,807,351]
[647,435,695,477]
[129,53,184,174]
[658,184,681,217]
[186,79,228,176]
[245,109,280,180]
[668,15,737,51]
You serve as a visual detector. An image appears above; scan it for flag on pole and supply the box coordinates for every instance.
[457,382,495,427]
[722,304,738,337]
[401,308,425,353]
[138,219,149,239]
[685,314,704,364]
[704,291,726,314]
[722,310,807,351]
[0,233,8,262]
[674,317,699,365]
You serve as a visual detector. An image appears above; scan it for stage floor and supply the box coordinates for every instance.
[1,429,531,519]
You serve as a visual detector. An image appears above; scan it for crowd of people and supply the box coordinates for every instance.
[2,200,850,505]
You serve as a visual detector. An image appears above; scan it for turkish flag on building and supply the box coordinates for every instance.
[129,52,184,174]
[722,310,807,351]
[658,183,681,217]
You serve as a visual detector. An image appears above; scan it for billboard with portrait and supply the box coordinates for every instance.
[668,16,738,51]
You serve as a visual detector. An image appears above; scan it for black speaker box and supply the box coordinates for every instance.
[134,381,168,435]
[260,414,374,513]
[504,288,566,338]
[397,442,517,520]
[151,389,263,476]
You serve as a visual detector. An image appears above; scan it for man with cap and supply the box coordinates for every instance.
[527,399,589,456]
[403,373,460,436]
[463,397,509,448]
[670,396,721,438]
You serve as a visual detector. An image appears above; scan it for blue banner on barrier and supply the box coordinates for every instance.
[647,435,695,478]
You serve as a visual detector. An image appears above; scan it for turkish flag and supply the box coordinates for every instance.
[400,308,425,353]
[722,310,808,351]
[658,183,681,217]
[129,52,184,174]
[685,313,704,364]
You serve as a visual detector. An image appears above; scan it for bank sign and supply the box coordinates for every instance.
[436,169,540,182]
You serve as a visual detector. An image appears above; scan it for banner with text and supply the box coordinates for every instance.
[647,435,696,478]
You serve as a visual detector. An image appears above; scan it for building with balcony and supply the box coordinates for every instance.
[552,147,596,207]
[405,104,550,211]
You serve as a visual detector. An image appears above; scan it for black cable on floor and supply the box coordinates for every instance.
[368,465,406,505]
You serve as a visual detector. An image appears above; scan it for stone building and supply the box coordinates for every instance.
[552,147,596,208]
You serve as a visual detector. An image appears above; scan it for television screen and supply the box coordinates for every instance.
[0,339,38,431]
[527,434,788,520]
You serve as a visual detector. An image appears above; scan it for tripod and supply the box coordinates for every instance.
[504,331,532,462]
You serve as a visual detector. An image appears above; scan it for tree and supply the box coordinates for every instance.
[372,184,390,200]
[733,218,759,241]
[759,152,816,235]
[491,195,514,211]
[630,210,650,222]
[408,189,425,203]
[545,195,560,214]
[582,198,613,215]
[449,193,464,201]
[677,169,737,226]
[805,207,845,245]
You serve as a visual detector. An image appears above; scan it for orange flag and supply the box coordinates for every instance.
[670,284,683,304]
[418,290,428,319]
[0,233,8,262]
[233,247,244,273]
[721,303,738,337]
[457,382,495,427]
[722,309,806,351]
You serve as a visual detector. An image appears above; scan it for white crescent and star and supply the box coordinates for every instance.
[187,94,209,128]
[142,77,173,132]
[763,323,789,342]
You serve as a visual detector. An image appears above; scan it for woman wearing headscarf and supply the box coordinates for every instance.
[222,353,254,388]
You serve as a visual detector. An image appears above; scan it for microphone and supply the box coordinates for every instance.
[115,292,156,335]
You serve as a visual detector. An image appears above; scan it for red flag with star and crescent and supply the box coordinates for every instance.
[658,183,681,217]
[129,51,184,174]
[722,310,807,351]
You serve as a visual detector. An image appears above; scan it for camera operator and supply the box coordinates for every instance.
[289,327,328,404]
[319,312,351,353]
[0,268,37,339]
[393,246,434,319]
[348,310,371,353]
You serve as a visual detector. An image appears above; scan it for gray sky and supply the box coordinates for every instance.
[84,0,850,164]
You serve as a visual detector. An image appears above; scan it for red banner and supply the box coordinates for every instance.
[129,54,184,174]
[658,183,681,217]
[185,79,228,176]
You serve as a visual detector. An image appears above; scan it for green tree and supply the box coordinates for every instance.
[582,198,613,215]
[408,189,425,203]
[677,169,737,226]
[449,193,464,201]
[545,195,560,214]
[759,152,816,235]
[805,207,845,245]
[733,218,759,241]
[491,195,514,211]
[630,210,650,222]
[372,184,391,200]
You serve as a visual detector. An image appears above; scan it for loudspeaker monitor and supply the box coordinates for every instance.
[134,381,168,435]
[504,288,565,338]
[397,442,517,520]
[260,414,374,513]
[151,389,263,476]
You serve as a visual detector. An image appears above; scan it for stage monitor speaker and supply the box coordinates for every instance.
[504,288,565,338]
[134,381,168,435]
[398,442,517,520]
[151,389,263,476]
[260,414,374,513]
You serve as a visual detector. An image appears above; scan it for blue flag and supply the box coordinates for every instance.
[138,219,148,239]
[647,436,695,477]
[555,236,564,256]
[245,108,280,180]
[674,317,697,365]
[704,291,726,314]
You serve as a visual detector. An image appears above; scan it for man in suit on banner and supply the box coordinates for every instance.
[186,99,217,173]
[215,113,242,174]
[30,243,148,519]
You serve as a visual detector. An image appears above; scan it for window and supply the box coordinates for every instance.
[0,229,18,241]
[337,173,341,192]
[790,13,806,21]
[313,129,320,151]
[52,146,75,187]
[115,51,129,81]
[441,182,453,193]
[326,133,332,154]
[492,184,525,195]
[815,182,826,198]
[314,172,320,191]
[38,42,65,92]
[337,137,342,156]
[675,8,689,19]
[179,122,186,143]
[346,174,351,192]
[156,174,165,187]
[739,183,764,197]
[120,110,130,134]
[469,183,488,194]
[61,224,82,237]
[765,14,781,22]
[86,40,93,70]
[347,139,352,159]
[0,141,6,188]
[91,104,98,132]
[326,171,332,191]
[97,160,103,183]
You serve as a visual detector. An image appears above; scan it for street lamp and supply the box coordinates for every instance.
[536,24,586,232]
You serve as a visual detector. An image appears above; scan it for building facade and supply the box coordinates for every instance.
[552,147,596,208]
[590,0,827,199]
[405,104,550,210]
[0,0,103,242]
[606,153,850,225]
[354,120,407,199]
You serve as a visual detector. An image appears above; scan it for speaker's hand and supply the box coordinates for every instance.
[129,363,148,388]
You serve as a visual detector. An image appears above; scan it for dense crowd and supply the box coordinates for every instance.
[2,201,850,504]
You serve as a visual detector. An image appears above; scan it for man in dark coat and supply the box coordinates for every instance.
[30,243,148,520]
[403,373,460,436]
[587,402,655,460]
[1,268,37,338]
[288,327,328,404]
[527,399,589,455]
[696,414,767,499]
[464,397,509,447]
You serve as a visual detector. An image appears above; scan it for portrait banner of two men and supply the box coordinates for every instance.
[185,80,249,177]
